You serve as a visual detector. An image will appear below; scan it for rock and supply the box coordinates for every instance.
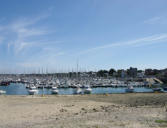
[92,108,98,112]
[60,109,67,112]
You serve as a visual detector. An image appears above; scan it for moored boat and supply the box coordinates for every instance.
[51,86,59,94]
[0,90,6,94]
[125,86,134,93]
[74,87,82,94]
[84,85,92,94]
[0,81,10,86]
[152,88,162,92]
[163,87,167,91]
[28,86,38,95]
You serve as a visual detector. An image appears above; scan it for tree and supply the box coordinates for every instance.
[137,70,143,73]
[97,70,108,77]
[109,68,116,76]
[145,69,160,76]
[117,69,122,77]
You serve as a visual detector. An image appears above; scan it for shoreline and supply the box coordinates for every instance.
[0,93,167,128]
[0,91,164,96]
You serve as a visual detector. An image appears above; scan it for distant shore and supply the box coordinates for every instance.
[0,93,167,128]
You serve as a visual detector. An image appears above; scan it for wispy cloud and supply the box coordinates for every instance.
[79,33,167,55]
[0,12,66,72]
[144,16,167,24]
[10,17,49,53]
[0,14,51,54]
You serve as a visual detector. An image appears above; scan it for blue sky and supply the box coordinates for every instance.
[0,0,167,73]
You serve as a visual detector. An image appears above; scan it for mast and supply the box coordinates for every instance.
[76,59,79,80]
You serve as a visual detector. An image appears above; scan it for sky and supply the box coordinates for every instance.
[0,0,167,73]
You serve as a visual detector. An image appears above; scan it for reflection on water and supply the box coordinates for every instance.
[0,83,154,95]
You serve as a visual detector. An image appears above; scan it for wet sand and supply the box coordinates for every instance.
[0,93,167,128]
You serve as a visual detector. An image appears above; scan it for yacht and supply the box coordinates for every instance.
[28,86,38,95]
[51,86,59,94]
[74,86,82,94]
[84,85,92,94]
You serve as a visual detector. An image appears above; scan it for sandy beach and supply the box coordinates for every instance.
[0,93,167,128]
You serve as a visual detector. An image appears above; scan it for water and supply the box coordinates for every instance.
[0,83,28,95]
[0,83,155,95]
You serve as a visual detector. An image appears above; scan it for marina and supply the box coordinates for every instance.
[0,73,166,95]
[0,83,162,95]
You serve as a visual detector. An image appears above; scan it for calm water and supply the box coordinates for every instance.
[0,83,155,95]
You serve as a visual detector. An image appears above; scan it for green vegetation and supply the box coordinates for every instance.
[97,70,108,77]
[108,68,116,76]
[155,120,167,124]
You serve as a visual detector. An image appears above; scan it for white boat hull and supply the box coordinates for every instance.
[84,88,92,94]
[0,90,6,94]
[28,90,38,95]
[52,89,59,94]
[74,88,82,94]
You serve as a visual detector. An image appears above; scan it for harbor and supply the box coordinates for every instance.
[0,66,166,95]
[0,83,155,95]
[0,72,166,95]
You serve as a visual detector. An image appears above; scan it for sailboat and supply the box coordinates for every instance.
[73,59,83,94]
[74,84,82,94]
